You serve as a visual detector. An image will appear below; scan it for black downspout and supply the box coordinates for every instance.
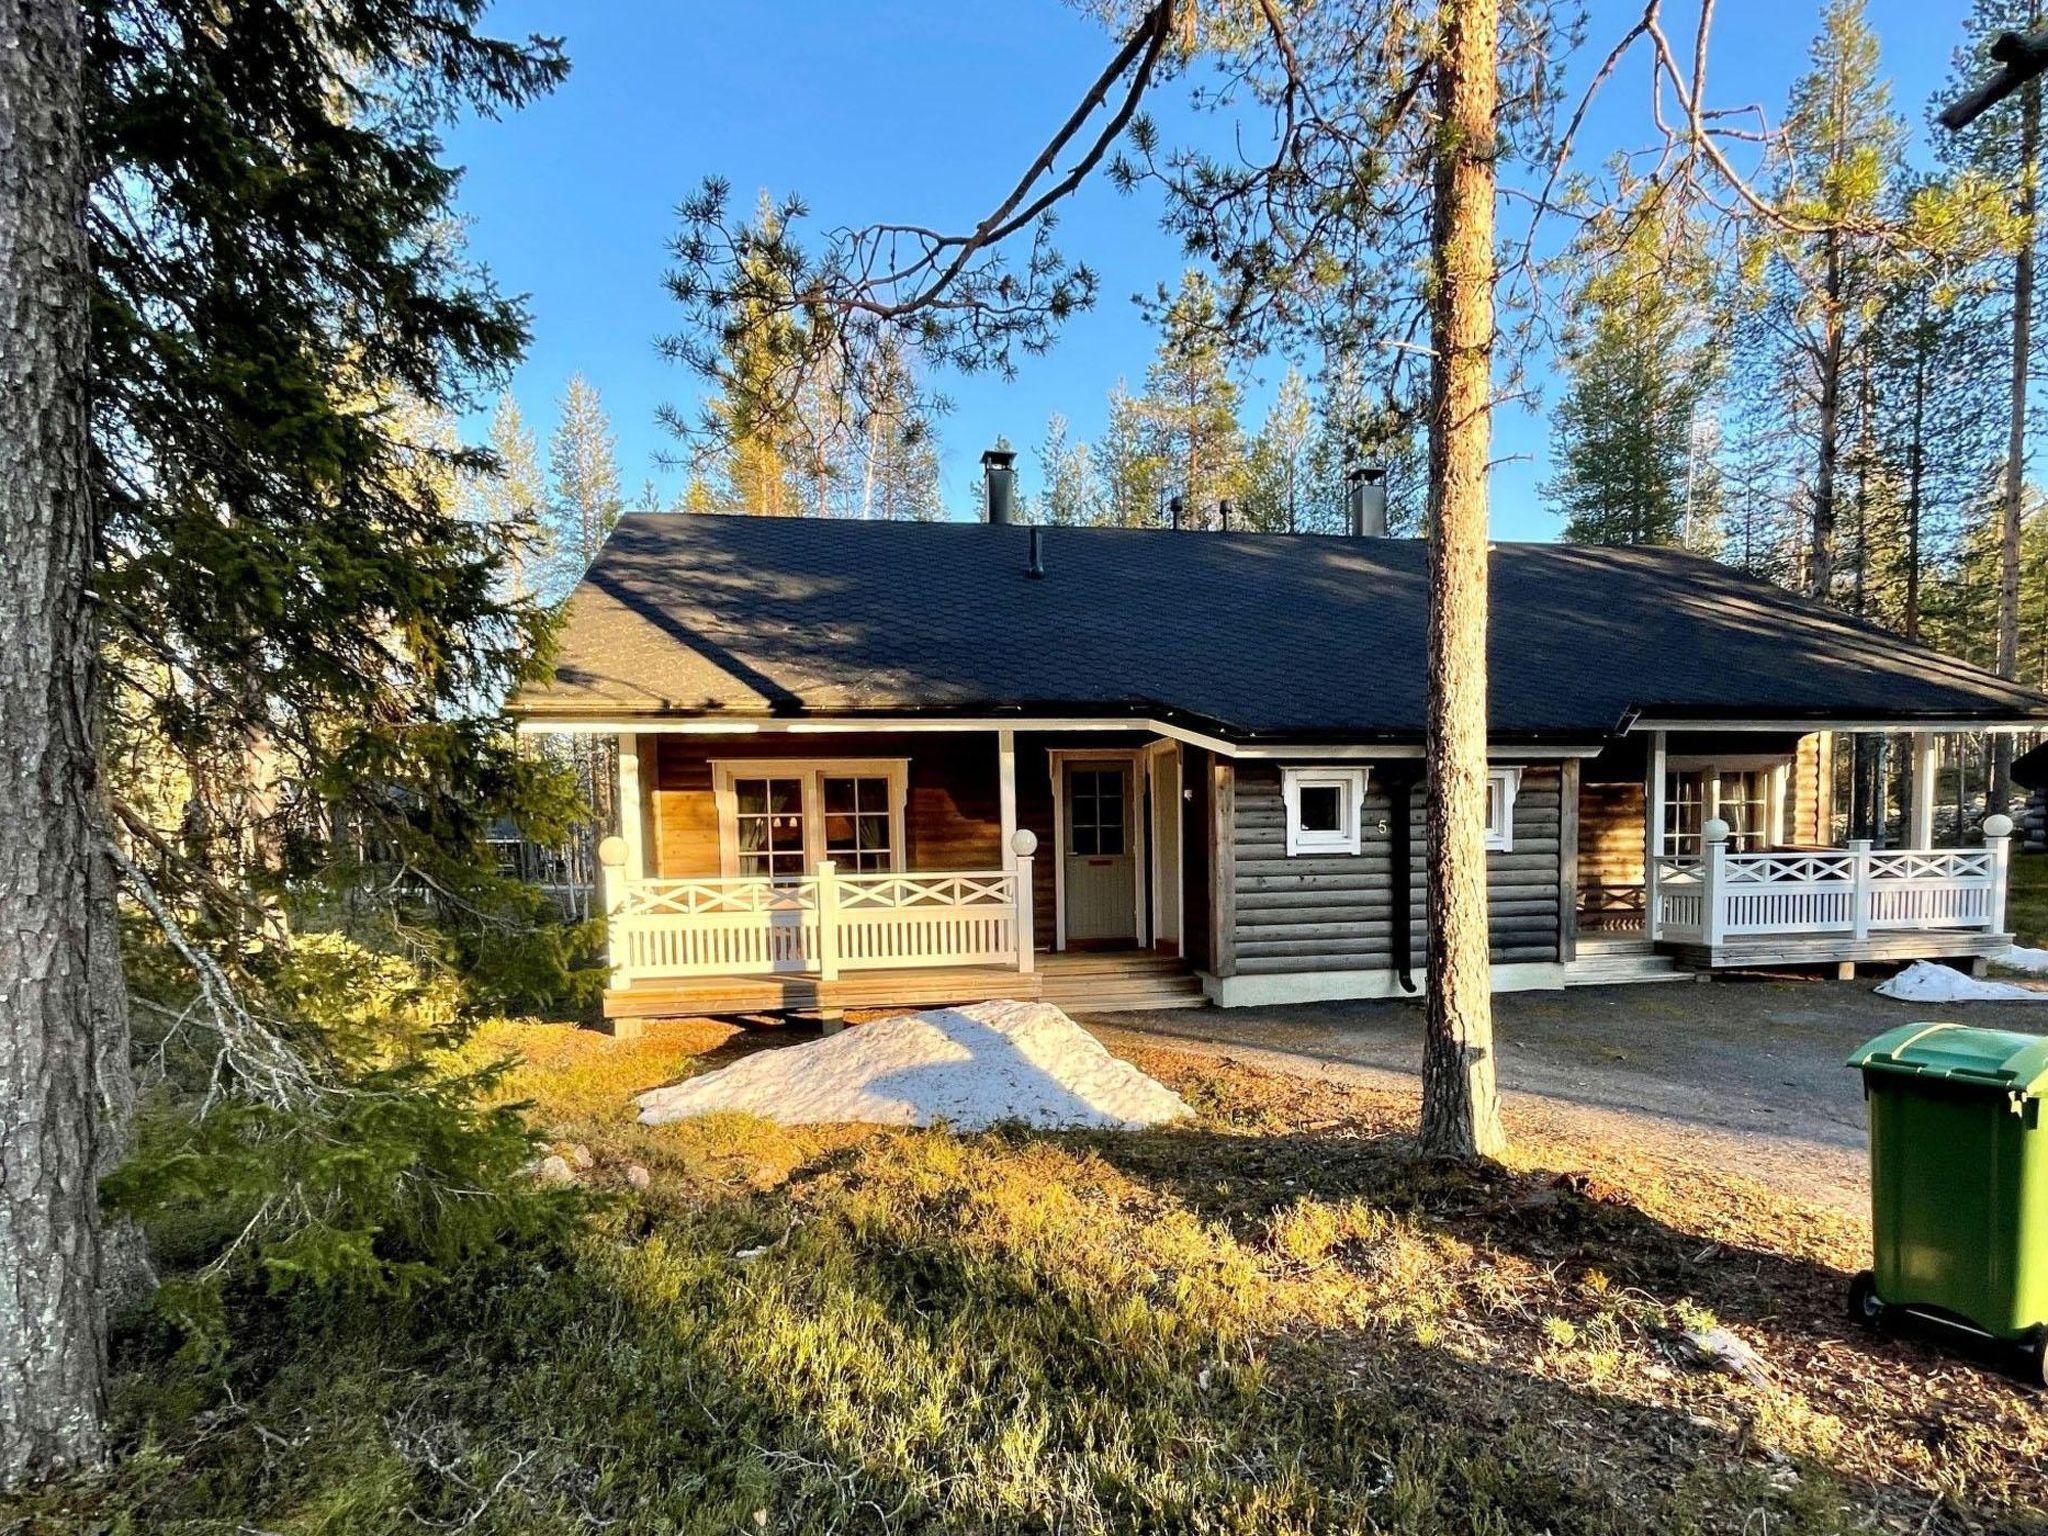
[1383,766,1421,995]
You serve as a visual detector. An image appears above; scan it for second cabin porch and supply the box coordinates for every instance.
[1574,727,2017,974]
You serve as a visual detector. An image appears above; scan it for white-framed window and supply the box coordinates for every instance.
[1485,768,1522,852]
[1282,768,1368,857]
[712,759,909,878]
[1662,758,1788,856]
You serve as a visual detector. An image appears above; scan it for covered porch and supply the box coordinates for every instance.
[1576,726,2018,974]
[536,721,1206,1023]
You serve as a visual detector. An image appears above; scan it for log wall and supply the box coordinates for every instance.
[1225,762,1566,977]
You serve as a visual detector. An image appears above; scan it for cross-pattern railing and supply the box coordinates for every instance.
[599,859,1035,985]
[1650,830,2010,948]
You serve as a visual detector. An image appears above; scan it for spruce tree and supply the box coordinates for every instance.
[1239,367,1316,532]
[1096,382,1168,526]
[1033,414,1103,525]
[1544,209,1717,546]
[543,374,624,599]
[473,394,548,602]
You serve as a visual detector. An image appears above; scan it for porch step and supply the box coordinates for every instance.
[1565,942,1691,987]
[1037,951,1209,1014]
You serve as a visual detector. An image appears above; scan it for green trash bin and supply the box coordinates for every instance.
[1847,1021,2048,1383]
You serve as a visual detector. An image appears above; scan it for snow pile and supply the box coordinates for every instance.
[635,998,1194,1131]
[1875,961,2048,1004]
[1997,944,2048,976]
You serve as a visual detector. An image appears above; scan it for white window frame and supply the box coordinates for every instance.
[711,758,909,878]
[1485,767,1523,853]
[1282,767,1369,857]
[1662,754,1792,856]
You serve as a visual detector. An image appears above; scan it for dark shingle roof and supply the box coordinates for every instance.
[510,513,2048,741]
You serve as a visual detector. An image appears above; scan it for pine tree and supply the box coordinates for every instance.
[1939,0,2047,811]
[849,339,942,520]
[1132,270,1246,529]
[543,374,624,600]
[1544,208,1718,546]
[1742,0,1906,602]
[5,0,568,1480]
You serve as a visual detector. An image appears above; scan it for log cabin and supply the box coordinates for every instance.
[509,475,2048,1025]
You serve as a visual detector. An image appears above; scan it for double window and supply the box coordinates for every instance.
[1280,765,1520,857]
[1662,761,1782,856]
[714,760,908,878]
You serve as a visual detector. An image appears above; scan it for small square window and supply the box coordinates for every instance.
[1297,784,1344,834]
[1283,768,1367,857]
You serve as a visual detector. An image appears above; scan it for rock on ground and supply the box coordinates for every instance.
[636,999,1193,1132]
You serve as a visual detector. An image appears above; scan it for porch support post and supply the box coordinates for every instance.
[998,729,1018,873]
[616,732,647,881]
[815,859,841,981]
[1014,848,1036,974]
[1908,731,1939,848]
[1986,813,2013,935]
[1645,730,1667,940]
[599,835,630,992]
[1702,818,1728,950]
[1847,838,1873,940]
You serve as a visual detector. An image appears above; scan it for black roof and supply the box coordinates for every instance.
[510,514,2048,742]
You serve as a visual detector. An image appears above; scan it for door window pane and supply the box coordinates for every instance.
[1069,768,1125,857]
[735,776,807,879]
[1664,771,1705,857]
[823,776,895,872]
[1719,770,1769,852]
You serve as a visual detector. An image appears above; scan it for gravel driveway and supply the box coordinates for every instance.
[1081,977,2048,1213]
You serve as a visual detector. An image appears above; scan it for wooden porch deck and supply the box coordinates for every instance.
[602,963,1042,1021]
[1658,928,2012,972]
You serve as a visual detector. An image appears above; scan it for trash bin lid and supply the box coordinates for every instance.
[1849,1023,2048,1097]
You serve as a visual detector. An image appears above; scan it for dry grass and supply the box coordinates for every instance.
[10,1013,2044,1535]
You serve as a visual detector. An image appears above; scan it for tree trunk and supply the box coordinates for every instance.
[1905,324,1926,642]
[1,0,114,1484]
[1993,75,2039,818]
[1809,245,1844,602]
[1418,0,1505,1163]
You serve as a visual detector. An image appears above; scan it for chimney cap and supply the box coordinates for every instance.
[980,447,1017,470]
[1345,462,1387,484]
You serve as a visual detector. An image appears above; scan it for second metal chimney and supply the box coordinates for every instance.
[1346,465,1388,537]
[982,447,1018,525]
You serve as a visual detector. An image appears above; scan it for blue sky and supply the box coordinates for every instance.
[445,0,1975,541]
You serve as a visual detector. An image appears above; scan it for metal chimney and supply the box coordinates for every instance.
[1217,498,1233,531]
[981,448,1018,525]
[1168,494,1185,530]
[1346,465,1388,537]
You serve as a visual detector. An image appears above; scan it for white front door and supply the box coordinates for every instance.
[1062,762,1137,947]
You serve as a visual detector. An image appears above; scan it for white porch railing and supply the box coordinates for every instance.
[1650,823,2011,947]
[597,854,1035,986]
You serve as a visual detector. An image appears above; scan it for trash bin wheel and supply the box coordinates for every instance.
[1847,1270,1886,1331]
[2014,1328,2048,1389]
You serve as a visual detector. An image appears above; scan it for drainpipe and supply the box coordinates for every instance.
[1382,765,1421,994]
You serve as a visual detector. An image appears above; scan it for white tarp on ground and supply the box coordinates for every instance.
[635,998,1195,1131]
[1875,960,2048,1003]
[1996,944,2048,976]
